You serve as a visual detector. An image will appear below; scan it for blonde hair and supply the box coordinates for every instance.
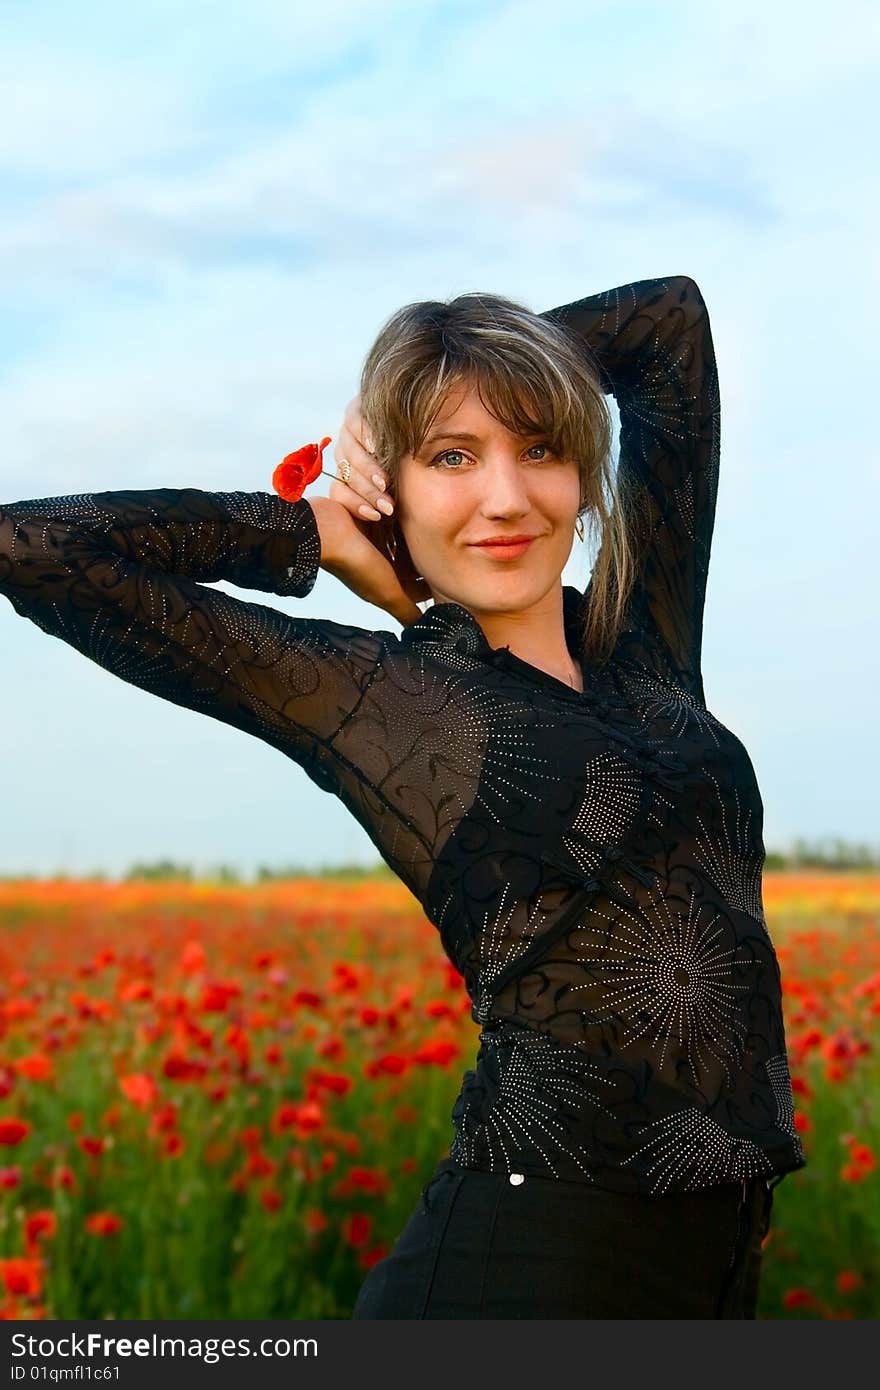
[359,291,645,665]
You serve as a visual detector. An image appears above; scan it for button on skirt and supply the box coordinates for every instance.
[351,1157,777,1319]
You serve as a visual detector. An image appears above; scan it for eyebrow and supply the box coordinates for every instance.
[419,428,545,452]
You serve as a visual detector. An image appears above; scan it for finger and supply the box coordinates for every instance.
[338,404,384,489]
[344,394,375,456]
[329,456,395,521]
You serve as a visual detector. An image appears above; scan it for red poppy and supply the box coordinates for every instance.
[84,1211,124,1237]
[13,1054,54,1082]
[368,1053,409,1077]
[148,1102,179,1136]
[782,1287,818,1310]
[119,1073,159,1109]
[346,1166,389,1195]
[425,1000,457,1019]
[412,1039,460,1066]
[849,1142,876,1169]
[161,1052,207,1082]
[24,1210,57,1250]
[296,1100,325,1132]
[244,1150,276,1179]
[78,1135,108,1158]
[307,1070,353,1097]
[180,940,207,975]
[342,1212,372,1249]
[0,1118,30,1147]
[200,981,242,1013]
[0,1257,42,1298]
[292,989,322,1008]
[272,437,332,502]
[360,1243,388,1270]
[836,1270,862,1294]
[118,978,153,1003]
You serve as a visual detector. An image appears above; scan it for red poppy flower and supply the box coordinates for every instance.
[0,1118,30,1147]
[0,1257,42,1298]
[84,1211,124,1237]
[78,1135,107,1157]
[119,1073,159,1109]
[24,1210,57,1250]
[360,1243,388,1270]
[272,437,332,502]
[342,1212,372,1249]
[13,1054,54,1082]
[836,1270,862,1294]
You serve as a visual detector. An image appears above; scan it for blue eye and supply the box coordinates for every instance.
[433,449,469,469]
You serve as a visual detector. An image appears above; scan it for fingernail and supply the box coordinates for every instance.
[372,474,386,490]
[376,496,394,514]
[359,503,382,519]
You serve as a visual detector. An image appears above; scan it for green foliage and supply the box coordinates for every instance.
[2,839,879,883]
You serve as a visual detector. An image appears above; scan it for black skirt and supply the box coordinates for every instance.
[351,1157,779,1319]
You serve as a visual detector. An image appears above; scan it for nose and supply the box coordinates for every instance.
[477,457,533,516]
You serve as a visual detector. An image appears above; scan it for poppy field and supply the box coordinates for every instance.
[0,872,877,1320]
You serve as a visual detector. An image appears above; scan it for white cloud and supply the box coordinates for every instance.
[1,0,877,871]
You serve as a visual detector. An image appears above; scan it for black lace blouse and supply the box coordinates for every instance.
[0,276,807,1196]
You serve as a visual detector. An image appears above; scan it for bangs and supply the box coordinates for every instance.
[410,352,578,463]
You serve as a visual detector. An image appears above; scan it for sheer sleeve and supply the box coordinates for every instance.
[542,276,721,702]
[0,488,383,789]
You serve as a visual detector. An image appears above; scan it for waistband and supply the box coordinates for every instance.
[421,1155,782,1211]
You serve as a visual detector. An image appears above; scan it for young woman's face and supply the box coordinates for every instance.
[396,380,581,615]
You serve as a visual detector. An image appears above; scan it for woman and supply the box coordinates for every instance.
[0,275,806,1318]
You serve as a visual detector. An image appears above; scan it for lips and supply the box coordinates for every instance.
[470,537,537,559]
[471,536,537,546]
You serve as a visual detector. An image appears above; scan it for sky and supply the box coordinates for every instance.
[1,0,878,878]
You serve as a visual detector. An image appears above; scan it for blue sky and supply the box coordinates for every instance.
[1,0,877,877]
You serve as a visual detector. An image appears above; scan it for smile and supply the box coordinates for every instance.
[470,538,536,560]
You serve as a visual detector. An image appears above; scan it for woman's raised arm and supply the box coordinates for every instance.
[0,487,385,791]
[542,276,721,704]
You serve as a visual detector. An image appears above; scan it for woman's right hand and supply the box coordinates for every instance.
[308,495,423,628]
[329,394,391,523]
[326,395,433,608]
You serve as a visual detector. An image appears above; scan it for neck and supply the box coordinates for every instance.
[433,586,583,691]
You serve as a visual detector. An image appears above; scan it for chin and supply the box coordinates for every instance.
[456,576,553,612]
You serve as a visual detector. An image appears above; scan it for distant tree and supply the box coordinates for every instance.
[122,860,194,882]
[4,839,879,884]
[202,863,242,884]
